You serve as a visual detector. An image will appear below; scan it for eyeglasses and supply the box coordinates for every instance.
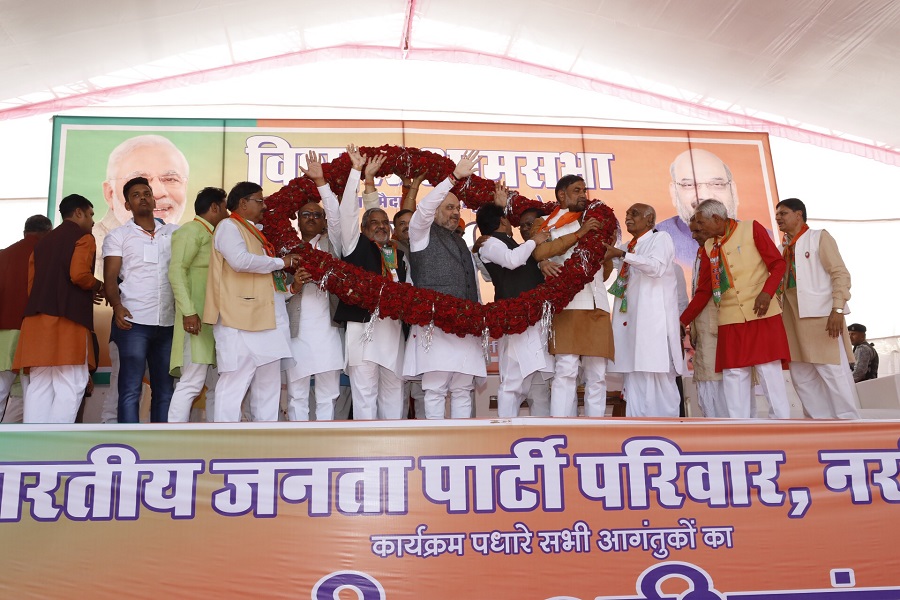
[300,211,325,219]
[675,180,731,192]
[112,172,186,189]
[242,195,266,204]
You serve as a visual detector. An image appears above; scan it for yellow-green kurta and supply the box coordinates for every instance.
[168,217,216,377]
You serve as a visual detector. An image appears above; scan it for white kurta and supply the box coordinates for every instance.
[478,236,553,379]
[328,169,407,376]
[402,177,485,379]
[212,219,293,373]
[546,209,610,313]
[286,234,344,381]
[608,230,684,375]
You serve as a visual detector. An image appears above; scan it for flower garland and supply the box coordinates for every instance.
[261,145,618,338]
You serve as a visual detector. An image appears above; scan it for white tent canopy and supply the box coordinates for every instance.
[1,1,898,364]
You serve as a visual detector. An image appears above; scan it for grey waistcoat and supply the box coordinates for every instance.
[410,223,479,302]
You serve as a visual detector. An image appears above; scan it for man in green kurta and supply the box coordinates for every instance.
[167,187,228,422]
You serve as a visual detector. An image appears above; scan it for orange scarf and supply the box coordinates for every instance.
[536,206,581,233]
[230,213,276,257]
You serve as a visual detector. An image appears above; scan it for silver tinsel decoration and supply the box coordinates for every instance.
[422,303,436,353]
[481,326,491,365]
[362,306,380,344]
[362,283,385,344]
[317,267,334,294]
[540,300,553,349]
[574,247,593,275]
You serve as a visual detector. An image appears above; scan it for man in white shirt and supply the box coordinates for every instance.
[203,182,298,422]
[475,187,554,417]
[103,176,180,423]
[403,150,485,419]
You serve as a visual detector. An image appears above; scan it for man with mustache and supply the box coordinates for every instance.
[317,146,407,420]
[203,181,299,422]
[403,150,485,419]
[102,177,179,423]
[604,204,684,417]
[681,199,791,419]
[775,197,859,419]
[531,174,616,418]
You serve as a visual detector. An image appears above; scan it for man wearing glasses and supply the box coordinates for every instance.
[203,182,299,422]
[284,196,344,421]
[658,149,740,269]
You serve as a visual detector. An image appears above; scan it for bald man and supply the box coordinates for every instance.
[657,149,740,268]
[604,203,684,417]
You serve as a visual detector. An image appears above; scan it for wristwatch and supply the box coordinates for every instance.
[833,308,844,314]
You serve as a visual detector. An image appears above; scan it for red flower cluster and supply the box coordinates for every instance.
[262,145,618,337]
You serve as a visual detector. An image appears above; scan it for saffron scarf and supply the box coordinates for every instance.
[710,219,737,305]
[229,213,287,292]
[607,233,645,313]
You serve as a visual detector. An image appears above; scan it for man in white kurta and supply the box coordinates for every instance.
[204,182,297,422]
[285,189,345,420]
[605,204,684,417]
[531,175,614,417]
[475,193,555,417]
[403,151,486,419]
[309,148,406,420]
[775,198,859,419]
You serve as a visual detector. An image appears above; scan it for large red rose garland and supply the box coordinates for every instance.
[261,145,618,338]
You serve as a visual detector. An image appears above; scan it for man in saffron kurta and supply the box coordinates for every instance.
[604,204,684,417]
[775,198,859,419]
[167,187,228,422]
[681,199,791,419]
[0,215,52,418]
[13,195,103,423]
[204,181,299,422]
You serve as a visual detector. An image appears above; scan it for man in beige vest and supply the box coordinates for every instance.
[204,181,299,422]
[687,215,726,417]
[681,199,791,419]
[776,198,859,419]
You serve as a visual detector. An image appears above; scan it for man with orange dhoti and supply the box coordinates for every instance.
[13,195,103,423]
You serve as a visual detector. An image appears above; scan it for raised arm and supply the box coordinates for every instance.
[300,150,343,256]
[409,150,481,252]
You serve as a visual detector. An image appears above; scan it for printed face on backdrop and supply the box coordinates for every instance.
[669,149,739,224]
[102,135,189,225]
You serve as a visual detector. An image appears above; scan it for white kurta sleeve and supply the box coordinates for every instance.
[408,178,454,252]
[622,233,673,278]
[339,169,364,257]
[215,219,284,273]
[317,183,342,257]
[478,236,536,269]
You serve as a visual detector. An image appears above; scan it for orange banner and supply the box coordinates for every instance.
[2,419,899,598]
